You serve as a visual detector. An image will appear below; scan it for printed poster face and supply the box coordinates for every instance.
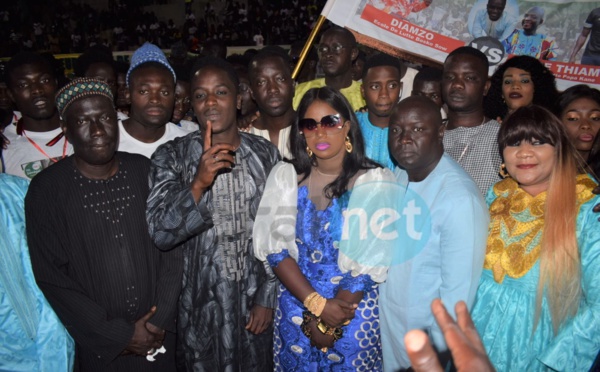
[327,0,600,89]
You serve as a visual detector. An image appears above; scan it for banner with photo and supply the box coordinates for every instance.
[323,0,600,90]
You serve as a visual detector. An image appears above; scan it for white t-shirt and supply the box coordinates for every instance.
[2,112,73,179]
[178,119,199,132]
[118,120,193,158]
[253,34,264,47]
[117,111,129,121]
[400,66,419,101]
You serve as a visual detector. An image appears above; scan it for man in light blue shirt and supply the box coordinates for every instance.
[471,0,517,42]
[356,53,404,169]
[0,173,74,371]
[379,96,489,371]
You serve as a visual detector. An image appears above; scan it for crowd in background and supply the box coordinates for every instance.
[0,0,326,58]
[1,0,600,371]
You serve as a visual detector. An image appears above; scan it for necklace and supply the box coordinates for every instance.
[314,167,340,177]
[457,116,486,164]
[308,168,337,210]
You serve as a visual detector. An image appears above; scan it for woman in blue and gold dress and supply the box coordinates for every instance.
[254,87,397,371]
[471,105,600,371]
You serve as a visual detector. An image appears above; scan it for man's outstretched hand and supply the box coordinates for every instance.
[405,299,495,372]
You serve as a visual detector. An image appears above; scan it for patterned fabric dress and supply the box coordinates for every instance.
[267,186,382,371]
[471,175,600,371]
[147,132,280,371]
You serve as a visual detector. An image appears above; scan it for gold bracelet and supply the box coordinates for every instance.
[303,292,319,309]
[303,292,327,317]
[311,296,327,317]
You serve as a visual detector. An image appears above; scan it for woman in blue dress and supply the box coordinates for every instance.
[471,105,600,371]
[253,87,396,371]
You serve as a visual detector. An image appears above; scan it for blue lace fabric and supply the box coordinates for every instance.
[267,186,382,371]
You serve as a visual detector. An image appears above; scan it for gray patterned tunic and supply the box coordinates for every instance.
[443,119,502,195]
[146,132,280,371]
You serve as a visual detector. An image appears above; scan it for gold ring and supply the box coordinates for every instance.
[321,347,328,353]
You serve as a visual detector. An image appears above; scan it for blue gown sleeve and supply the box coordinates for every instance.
[538,196,600,370]
[338,273,375,295]
[267,250,291,268]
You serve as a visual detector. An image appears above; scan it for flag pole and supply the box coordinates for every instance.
[291,0,334,80]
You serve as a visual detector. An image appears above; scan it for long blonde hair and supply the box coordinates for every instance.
[499,106,581,333]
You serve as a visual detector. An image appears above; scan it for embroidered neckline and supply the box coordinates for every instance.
[484,175,596,283]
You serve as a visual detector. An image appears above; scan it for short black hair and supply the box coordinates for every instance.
[202,39,228,60]
[190,56,239,92]
[321,25,357,47]
[414,67,443,84]
[446,46,489,70]
[255,46,291,64]
[74,49,116,78]
[4,51,55,89]
[226,53,251,69]
[129,61,174,86]
[248,47,292,78]
[361,53,402,80]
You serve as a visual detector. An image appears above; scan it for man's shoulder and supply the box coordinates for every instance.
[166,122,195,137]
[177,120,198,132]
[356,111,369,124]
[28,157,71,190]
[2,121,18,140]
[241,131,279,156]
[155,130,201,154]
[0,174,29,202]
[481,119,501,135]
[117,151,151,166]
[434,154,483,199]
[2,112,21,140]
[296,78,325,92]
[343,80,363,93]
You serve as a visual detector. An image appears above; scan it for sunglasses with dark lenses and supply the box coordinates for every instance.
[298,114,344,138]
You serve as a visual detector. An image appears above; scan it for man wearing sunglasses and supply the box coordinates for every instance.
[292,26,366,111]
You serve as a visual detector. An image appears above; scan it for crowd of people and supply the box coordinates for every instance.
[1,12,600,372]
[0,0,326,58]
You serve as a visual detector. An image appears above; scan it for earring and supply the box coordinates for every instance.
[499,163,509,178]
[345,136,353,153]
[306,146,313,157]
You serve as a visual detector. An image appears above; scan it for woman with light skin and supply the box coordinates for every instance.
[254,87,395,370]
[483,56,558,123]
[471,105,600,371]
[555,84,600,165]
